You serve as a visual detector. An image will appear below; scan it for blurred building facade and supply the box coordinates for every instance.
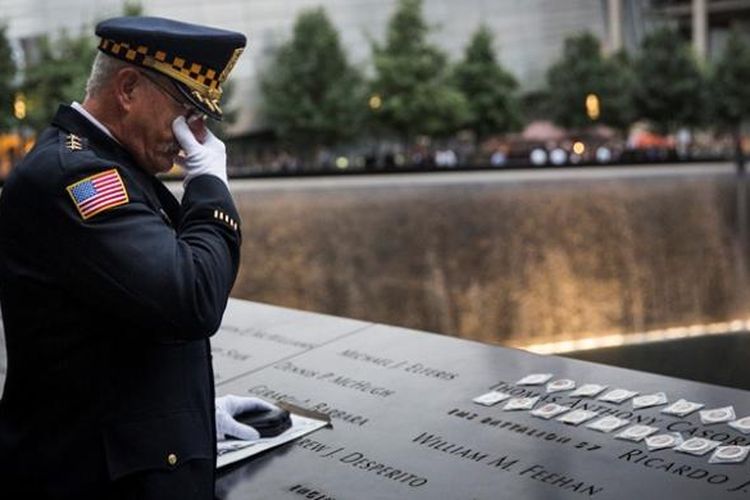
[3,0,748,135]
[644,0,750,58]
[3,0,609,135]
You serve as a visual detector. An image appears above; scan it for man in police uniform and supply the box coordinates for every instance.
[0,17,275,499]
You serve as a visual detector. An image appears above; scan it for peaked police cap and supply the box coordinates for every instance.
[95,16,246,120]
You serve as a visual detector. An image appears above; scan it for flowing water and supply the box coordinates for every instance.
[231,163,749,346]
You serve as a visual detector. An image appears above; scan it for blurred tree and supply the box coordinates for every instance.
[213,80,238,140]
[711,30,750,142]
[19,2,143,134]
[546,32,634,131]
[633,27,706,133]
[520,89,553,123]
[122,1,144,16]
[452,25,522,140]
[261,7,365,156]
[606,50,637,130]
[0,24,16,132]
[370,0,469,140]
[21,32,96,133]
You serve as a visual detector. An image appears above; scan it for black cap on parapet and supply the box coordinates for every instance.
[95,16,246,120]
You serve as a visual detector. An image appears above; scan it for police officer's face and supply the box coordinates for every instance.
[128,71,201,174]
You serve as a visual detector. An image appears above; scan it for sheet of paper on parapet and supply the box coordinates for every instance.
[216,402,331,469]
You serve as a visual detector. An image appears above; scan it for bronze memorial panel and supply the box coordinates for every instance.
[215,300,750,500]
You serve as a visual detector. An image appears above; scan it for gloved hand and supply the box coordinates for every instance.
[215,395,278,441]
[172,115,228,188]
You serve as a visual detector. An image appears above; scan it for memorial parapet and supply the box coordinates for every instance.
[215,300,750,500]
[1,299,748,498]
[211,300,369,385]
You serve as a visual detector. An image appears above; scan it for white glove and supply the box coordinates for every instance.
[172,115,228,188]
[215,394,278,441]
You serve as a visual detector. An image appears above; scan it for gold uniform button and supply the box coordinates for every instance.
[167,453,178,466]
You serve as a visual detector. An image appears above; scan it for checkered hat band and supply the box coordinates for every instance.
[98,38,220,90]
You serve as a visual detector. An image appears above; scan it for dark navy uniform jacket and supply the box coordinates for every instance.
[0,105,241,498]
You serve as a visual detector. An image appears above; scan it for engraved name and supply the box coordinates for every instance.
[247,384,371,426]
[411,431,604,496]
[272,362,396,397]
[219,324,317,349]
[412,432,492,463]
[338,349,458,381]
[665,420,750,446]
[617,448,750,493]
[518,464,604,496]
[295,439,429,488]
[288,484,336,500]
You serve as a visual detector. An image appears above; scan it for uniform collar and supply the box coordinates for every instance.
[70,101,120,144]
[51,104,137,168]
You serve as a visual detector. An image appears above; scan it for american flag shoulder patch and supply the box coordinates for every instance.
[66,168,129,220]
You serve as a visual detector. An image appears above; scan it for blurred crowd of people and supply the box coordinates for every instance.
[222,121,743,177]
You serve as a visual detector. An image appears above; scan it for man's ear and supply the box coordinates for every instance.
[113,67,140,112]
